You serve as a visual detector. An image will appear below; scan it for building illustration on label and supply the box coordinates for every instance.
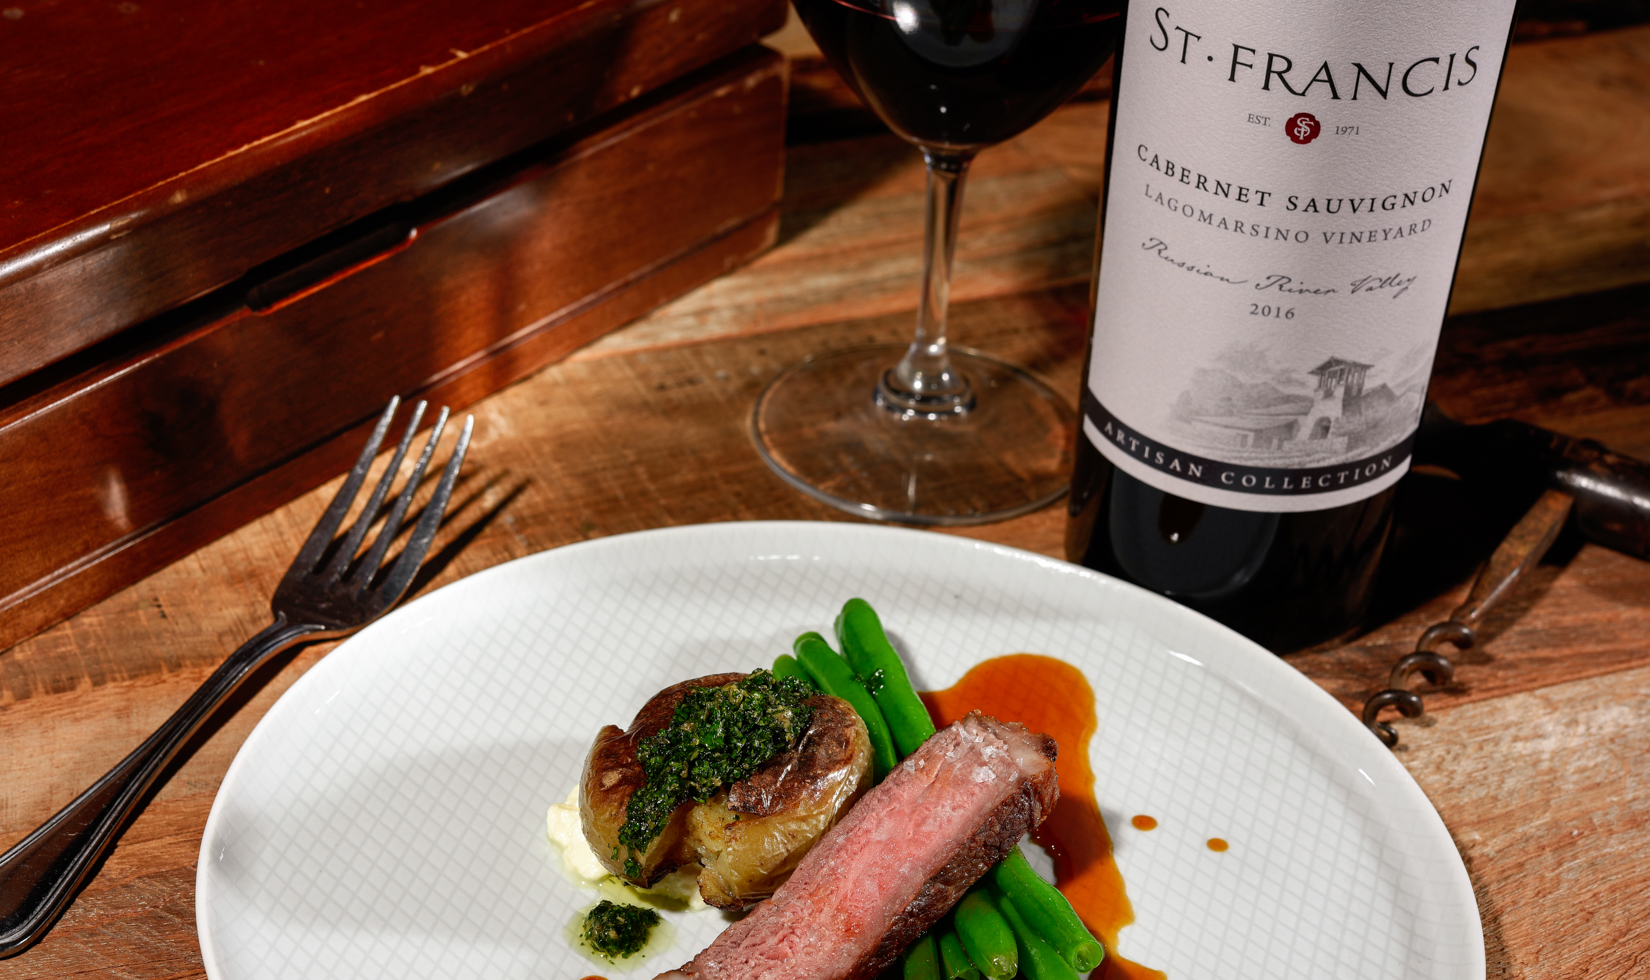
[1165,341,1426,469]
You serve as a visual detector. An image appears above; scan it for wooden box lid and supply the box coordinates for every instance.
[0,0,785,387]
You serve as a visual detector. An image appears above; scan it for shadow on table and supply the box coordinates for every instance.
[775,135,919,250]
[1366,467,1581,638]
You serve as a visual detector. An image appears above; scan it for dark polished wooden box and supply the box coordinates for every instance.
[0,0,789,649]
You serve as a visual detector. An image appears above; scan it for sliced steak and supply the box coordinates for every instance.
[659,711,1059,980]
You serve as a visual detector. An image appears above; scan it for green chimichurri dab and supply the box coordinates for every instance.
[582,900,661,959]
[617,670,814,879]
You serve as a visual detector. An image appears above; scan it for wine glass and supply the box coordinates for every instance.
[752,0,1122,524]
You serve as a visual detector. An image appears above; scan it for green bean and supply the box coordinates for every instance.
[936,920,981,980]
[953,889,1016,980]
[771,654,817,690]
[793,632,897,780]
[902,932,942,980]
[834,598,936,758]
[990,848,1105,972]
[988,883,1080,980]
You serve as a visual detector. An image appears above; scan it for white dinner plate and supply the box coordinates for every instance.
[197,521,1482,980]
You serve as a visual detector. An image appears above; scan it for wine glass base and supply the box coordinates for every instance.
[751,344,1075,526]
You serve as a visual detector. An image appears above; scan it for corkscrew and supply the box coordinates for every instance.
[1362,407,1650,748]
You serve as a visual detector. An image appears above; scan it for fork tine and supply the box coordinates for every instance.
[287,397,399,577]
[352,406,450,585]
[320,401,427,581]
[377,414,474,601]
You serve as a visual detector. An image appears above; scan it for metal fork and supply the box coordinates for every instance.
[0,397,473,958]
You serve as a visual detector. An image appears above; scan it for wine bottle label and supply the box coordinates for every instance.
[1085,0,1515,512]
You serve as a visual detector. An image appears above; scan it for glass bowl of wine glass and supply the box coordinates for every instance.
[751,0,1123,524]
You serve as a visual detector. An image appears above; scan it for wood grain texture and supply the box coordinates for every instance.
[0,288,1090,978]
[592,23,1650,369]
[1450,26,1650,314]
[0,23,1647,979]
[1291,539,1650,715]
[2,280,1646,977]
[575,134,1096,358]
[1288,281,1650,717]
[0,0,788,383]
[1393,662,1650,980]
[0,49,788,652]
[0,291,1087,702]
[1513,0,1650,39]
[1429,282,1650,450]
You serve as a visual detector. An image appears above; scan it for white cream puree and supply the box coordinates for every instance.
[546,787,708,911]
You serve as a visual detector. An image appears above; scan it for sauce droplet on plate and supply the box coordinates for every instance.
[1207,838,1228,852]
[923,655,1165,980]
[1130,815,1158,831]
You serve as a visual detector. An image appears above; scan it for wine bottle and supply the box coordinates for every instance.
[1067,0,1520,652]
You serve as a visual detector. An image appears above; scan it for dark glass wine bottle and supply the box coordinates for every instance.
[1066,0,1519,652]
[1067,434,1399,651]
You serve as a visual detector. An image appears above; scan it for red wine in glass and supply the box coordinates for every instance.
[794,0,1123,150]
[752,0,1122,524]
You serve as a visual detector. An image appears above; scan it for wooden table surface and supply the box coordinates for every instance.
[4,20,1649,980]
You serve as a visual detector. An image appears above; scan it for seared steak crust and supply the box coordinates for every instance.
[859,732,1056,974]
[660,711,1059,980]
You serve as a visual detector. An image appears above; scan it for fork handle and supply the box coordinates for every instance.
[0,615,323,957]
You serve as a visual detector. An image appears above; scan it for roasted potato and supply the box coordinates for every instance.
[580,674,744,886]
[580,674,873,907]
[689,693,872,908]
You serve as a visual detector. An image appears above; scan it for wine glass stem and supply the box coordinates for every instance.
[880,149,977,415]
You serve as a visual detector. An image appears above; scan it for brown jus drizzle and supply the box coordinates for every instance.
[922,655,1165,980]
[1130,815,1157,831]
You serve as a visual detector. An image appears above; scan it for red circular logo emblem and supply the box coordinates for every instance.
[1286,112,1321,145]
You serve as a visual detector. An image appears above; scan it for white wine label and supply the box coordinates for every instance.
[1086,0,1516,512]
